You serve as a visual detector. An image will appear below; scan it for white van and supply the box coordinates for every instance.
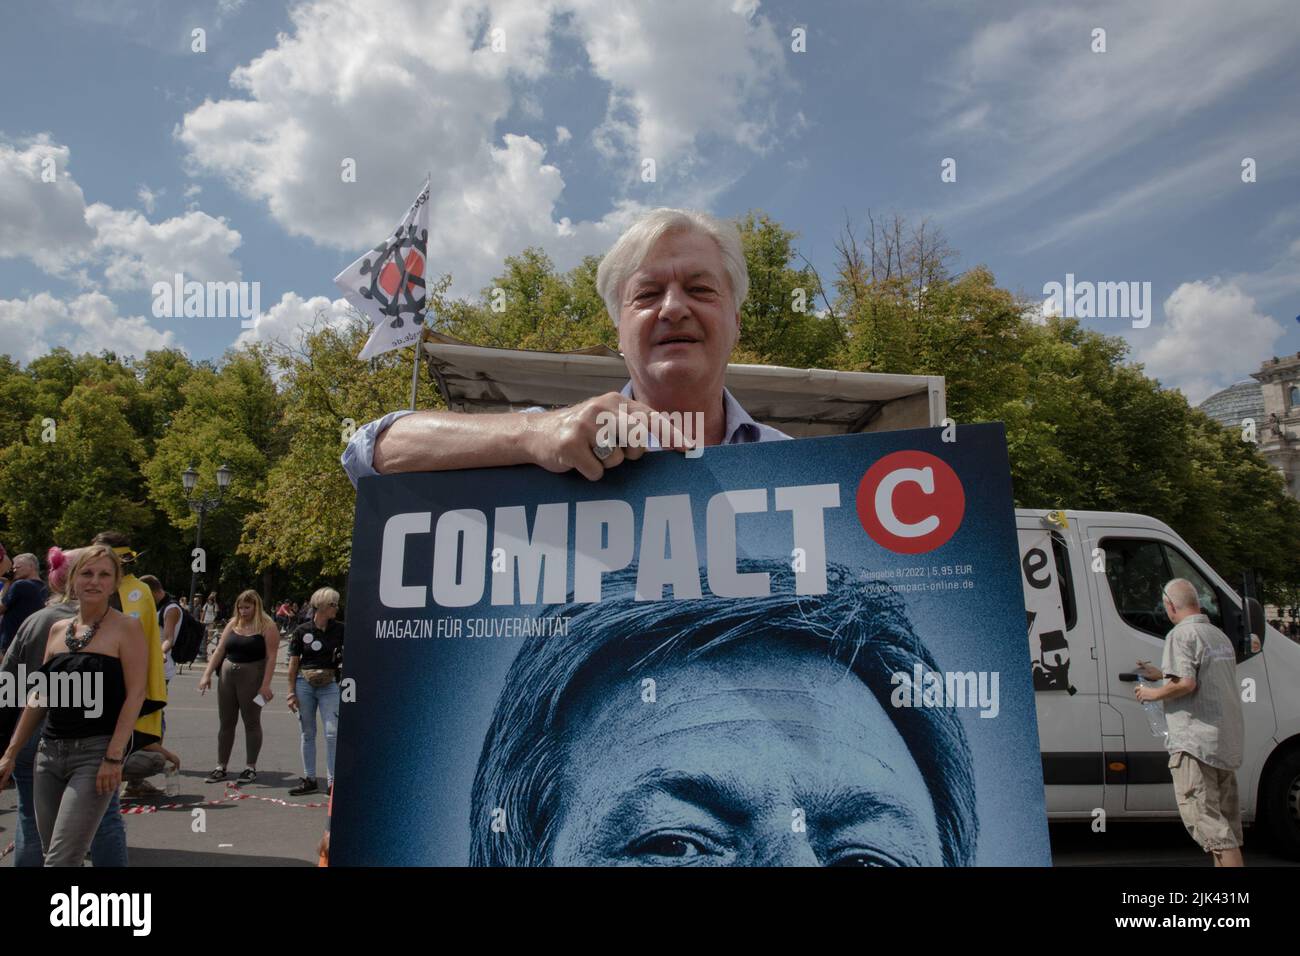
[1018,508,1300,857]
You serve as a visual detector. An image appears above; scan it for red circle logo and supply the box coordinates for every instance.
[856,451,965,554]
[379,249,425,297]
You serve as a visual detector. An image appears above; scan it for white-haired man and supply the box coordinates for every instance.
[0,553,46,654]
[1136,578,1245,866]
[341,208,790,487]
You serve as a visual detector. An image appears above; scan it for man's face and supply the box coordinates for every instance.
[13,556,36,579]
[549,641,944,866]
[617,229,740,399]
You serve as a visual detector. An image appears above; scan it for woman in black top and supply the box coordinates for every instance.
[0,545,148,866]
[286,587,345,796]
[198,589,279,783]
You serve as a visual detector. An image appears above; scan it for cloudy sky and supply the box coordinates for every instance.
[1,0,1297,403]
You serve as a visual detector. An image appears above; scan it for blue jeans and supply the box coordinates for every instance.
[295,676,339,785]
[14,729,126,867]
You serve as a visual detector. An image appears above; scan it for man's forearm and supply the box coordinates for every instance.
[372,410,538,474]
[1156,678,1196,701]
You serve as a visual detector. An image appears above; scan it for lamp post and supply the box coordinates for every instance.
[183,461,232,611]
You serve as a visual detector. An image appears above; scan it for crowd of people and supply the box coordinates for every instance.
[0,533,344,866]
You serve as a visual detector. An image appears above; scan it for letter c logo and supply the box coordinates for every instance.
[857,451,964,554]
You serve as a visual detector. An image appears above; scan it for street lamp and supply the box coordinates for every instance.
[183,461,232,613]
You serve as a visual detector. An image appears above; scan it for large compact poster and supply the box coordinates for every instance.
[332,424,1051,866]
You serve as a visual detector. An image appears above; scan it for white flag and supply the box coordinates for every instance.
[334,177,431,360]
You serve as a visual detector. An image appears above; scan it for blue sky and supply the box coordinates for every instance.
[1,0,1297,403]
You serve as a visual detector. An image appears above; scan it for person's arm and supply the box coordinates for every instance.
[259,623,279,700]
[0,619,56,778]
[99,616,148,795]
[367,394,684,482]
[0,577,19,615]
[1138,630,1201,703]
[161,604,181,657]
[199,621,233,692]
[142,742,181,769]
[1146,675,1198,701]
[286,629,301,712]
[371,409,541,475]
[1,619,65,765]
[0,700,47,787]
[0,627,31,748]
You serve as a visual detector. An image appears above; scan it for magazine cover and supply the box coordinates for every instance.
[332,423,1050,866]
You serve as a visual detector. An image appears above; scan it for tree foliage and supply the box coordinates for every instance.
[1,211,1296,605]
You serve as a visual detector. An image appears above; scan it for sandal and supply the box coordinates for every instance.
[237,768,257,783]
[204,767,227,783]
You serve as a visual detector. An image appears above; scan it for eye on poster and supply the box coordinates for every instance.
[332,424,1051,866]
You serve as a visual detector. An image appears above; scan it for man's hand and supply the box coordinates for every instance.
[523,392,691,482]
[1135,684,1160,703]
[1135,660,1163,681]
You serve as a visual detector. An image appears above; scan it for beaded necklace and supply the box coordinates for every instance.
[64,609,110,652]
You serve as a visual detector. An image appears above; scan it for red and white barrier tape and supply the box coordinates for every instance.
[0,784,325,857]
[118,781,327,812]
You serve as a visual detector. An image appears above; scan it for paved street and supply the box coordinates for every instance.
[1,655,327,867]
[1049,821,1299,867]
[5,651,1297,867]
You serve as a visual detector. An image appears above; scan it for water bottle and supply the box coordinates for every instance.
[1137,677,1168,740]
[164,763,180,797]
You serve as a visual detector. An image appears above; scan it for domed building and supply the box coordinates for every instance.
[1197,379,1265,432]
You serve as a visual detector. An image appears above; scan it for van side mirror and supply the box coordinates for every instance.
[1246,597,1265,653]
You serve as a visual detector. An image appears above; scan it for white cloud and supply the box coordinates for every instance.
[1138,280,1285,403]
[0,291,178,363]
[935,0,1300,226]
[568,0,786,167]
[1022,127,1300,252]
[0,134,243,294]
[136,184,161,214]
[555,125,571,145]
[175,0,787,295]
[216,0,247,23]
[235,291,355,348]
[86,203,243,291]
[0,135,95,274]
[1227,237,1300,305]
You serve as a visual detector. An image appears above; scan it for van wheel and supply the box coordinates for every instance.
[1261,748,1300,860]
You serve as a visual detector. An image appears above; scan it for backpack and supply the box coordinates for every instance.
[162,599,207,665]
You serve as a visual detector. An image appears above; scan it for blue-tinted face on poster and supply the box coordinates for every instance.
[332,425,1050,867]
[545,641,945,866]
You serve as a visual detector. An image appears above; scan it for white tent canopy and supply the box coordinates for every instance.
[420,332,946,437]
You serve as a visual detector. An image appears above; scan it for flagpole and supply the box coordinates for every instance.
[408,324,425,411]
[407,169,432,412]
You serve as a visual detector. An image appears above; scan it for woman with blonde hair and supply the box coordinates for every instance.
[0,545,148,866]
[198,589,279,783]
[286,587,345,796]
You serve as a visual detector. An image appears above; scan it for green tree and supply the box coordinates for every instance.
[735,211,842,369]
[142,348,285,598]
[239,312,442,583]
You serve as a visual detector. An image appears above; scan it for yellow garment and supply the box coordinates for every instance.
[113,556,167,748]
